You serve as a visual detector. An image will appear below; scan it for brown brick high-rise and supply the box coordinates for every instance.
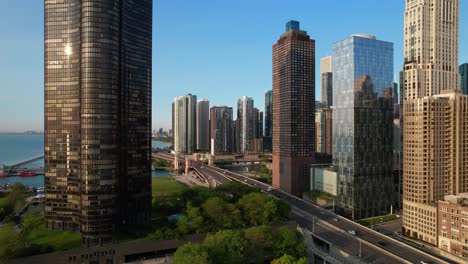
[272,21,315,196]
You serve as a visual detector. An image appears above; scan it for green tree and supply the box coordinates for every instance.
[272,227,306,259]
[21,210,44,234]
[177,206,205,234]
[152,159,172,168]
[238,193,283,225]
[201,197,242,230]
[214,182,259,202]
[182,186,219,207]
[203,230,247,264]
[173,242,210,264]
[0,224,26,259]
[0,183,27,222]
[276,200,292,218]
[271,254,307,264]
[258,164,272,176]
[243,225,274,262]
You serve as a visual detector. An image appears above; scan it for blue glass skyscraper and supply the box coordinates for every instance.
[332,34,395,220]
[460,63,468,95]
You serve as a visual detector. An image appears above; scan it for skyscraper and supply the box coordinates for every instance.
[254,108,263,139]
[332,34,394,219]
[253,108,264,153]
[237,96,255,154]
[272,21,315,196]
[44,0,152,246]
[210,106,234,155]
[403,90,468,245]
[315,108,332,155]
[173,94,197,154]
[393,82,399,105]
[403,0,459,100]
[264,90,273,152]
[196,99,210,152]
[460,63,468,94]
[320,56,333,107]
[402,0,461,246]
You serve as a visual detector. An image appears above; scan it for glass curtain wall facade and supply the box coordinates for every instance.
[332,35,394,220]
[210,106,234,155]
[44,0,152,246]
[264,90,273,152]
[196,99,210,152]
[460,64,468,94]
[173,94,197,154]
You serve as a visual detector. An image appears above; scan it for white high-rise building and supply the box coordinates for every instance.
[403,0,459,100]
[237,96,255,154]
[173,94,197,154]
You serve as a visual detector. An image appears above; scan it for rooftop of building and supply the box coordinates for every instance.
[442,193,468,206]
[351,34,376,40]
[431,89,465,99]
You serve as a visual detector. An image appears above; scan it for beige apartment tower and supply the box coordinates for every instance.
[402,0,461,246]
[403,0,459,99]
[403,90,468,245]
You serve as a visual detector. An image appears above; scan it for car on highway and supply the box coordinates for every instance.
[267,187,273,192]
[378,241,387,246]
[348,230,356,236]
[333,218,339,222]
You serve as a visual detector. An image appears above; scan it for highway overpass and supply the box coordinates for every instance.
[172,154,452,264]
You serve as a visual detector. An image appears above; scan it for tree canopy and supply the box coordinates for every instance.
[173,225,306,264]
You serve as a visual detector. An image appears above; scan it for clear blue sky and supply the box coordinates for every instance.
[0,0,466,132]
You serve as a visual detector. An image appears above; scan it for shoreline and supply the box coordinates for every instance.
[153,167,173,172]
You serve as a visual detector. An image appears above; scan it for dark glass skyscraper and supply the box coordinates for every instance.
[264,90,273,152]
[332,34,394,220]
[460,63,468,95]
[210,106,234,155]
[44,0,152,246]
[272,21,315,196]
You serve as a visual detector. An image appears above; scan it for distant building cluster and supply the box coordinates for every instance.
[152,128,172,138]
[172,93,268,156]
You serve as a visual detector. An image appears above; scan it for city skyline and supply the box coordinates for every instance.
[2,1,467,132]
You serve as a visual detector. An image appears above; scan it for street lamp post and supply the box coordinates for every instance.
[312,216,316,233]
[359,238,362,258]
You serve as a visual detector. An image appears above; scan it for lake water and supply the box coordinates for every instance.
[0,133,172,187]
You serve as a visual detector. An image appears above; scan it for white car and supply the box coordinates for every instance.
[267,187,273,192]
[348,230,356,236]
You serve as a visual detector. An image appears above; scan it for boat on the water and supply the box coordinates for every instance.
[17,172,37,177]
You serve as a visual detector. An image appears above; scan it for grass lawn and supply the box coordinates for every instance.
[152,176,188,197]
[26,226,81,251]
[358,214,400,226]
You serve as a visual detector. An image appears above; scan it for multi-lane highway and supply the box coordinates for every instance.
[151,152,453,263]
[196,163,453,264]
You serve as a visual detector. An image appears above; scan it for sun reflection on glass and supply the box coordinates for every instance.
[65,45,72,56]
